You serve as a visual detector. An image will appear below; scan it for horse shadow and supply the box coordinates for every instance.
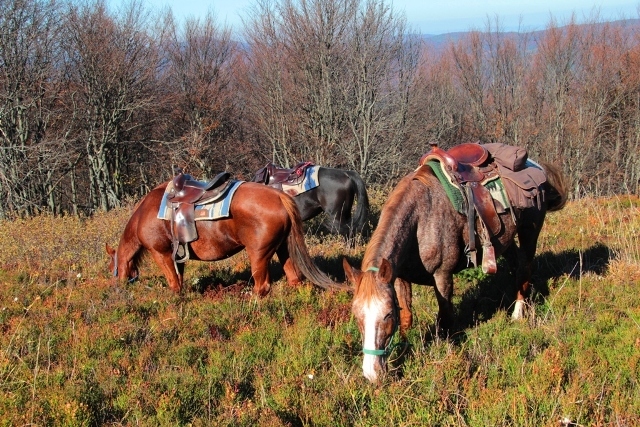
[377,242,612,379]
[311,241,613,336]
[446,241,612,341]
[186,264,254,295]
[186,252,351,295]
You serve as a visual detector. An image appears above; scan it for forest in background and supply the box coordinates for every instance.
[1,0,640,218]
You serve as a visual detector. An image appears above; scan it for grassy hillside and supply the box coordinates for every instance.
[0,194,638,426]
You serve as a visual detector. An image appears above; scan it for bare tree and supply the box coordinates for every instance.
[240,0,296,168]
[483,19,531,145]
[242,0,420,182]
[410,48,465,149]
[450,30,489,139]
[572,22,633,195]
[0,0,64,217]
[242,0,357,167]
[61,0,158,211]
[159,10,240,179]
[340,0,421,180]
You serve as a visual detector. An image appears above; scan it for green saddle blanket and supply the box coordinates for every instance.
[425,160,510,214]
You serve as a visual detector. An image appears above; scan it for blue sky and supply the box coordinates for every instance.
[115,0,639,35]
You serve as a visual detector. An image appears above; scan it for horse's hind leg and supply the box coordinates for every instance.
[511,226,543,320]
[323,190,354,238]
[245,246,279,297]
[276,244,303,286]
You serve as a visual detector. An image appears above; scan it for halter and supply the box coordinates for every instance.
[112,252,119,277]
[361,266,401,358]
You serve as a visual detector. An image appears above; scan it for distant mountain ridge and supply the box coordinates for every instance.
[421,18,640,53]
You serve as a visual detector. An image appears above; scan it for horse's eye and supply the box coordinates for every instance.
[383,311,393,321]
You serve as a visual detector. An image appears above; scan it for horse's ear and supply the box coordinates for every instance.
[342,258,362,291]
[379,258,393,283]
[105,243,115,256]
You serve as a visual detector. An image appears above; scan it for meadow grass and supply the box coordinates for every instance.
[0,195,638,426]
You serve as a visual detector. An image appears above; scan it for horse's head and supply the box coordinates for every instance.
[344,257,400,383]
[106,243,118,276]
[105,243,138,282]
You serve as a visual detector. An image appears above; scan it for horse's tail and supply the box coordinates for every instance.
[346,170,371,235]
[542,162,568,212]
[278,192,349,291]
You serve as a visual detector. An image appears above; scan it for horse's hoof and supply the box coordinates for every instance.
[254,284,271,297]
[511,300,526,320]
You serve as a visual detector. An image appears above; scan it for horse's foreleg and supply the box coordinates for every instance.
[150,251,183,293]
[512,257,532,320]
[394,278,413,338]
[432,272,454,332]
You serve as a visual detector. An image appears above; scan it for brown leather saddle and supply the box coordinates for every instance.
[420,142,501,274]
[252,161,314,190]
[166,169,232,262]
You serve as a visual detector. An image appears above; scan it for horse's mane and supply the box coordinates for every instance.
[361,169,422,272]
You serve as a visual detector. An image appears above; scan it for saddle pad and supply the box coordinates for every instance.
[157,180,244,221]
[281,165,320,197]
[425,160,510,214]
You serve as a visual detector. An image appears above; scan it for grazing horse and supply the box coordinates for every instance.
[106,181,344,296]
[343,152,567,382]
[253,163,370,238]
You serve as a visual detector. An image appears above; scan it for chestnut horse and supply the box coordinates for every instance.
[106,181,344,296]
[343,161,567,382]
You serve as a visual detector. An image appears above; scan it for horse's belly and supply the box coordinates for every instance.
[189,222,243,261]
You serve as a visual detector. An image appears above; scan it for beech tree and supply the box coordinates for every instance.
[0,0,63,217]
[2,0,640,216]
[242,0,420,182]
[61,0,159,211]
[159,11,240,179]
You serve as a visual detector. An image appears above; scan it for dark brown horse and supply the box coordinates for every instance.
[253,164,370,238]
[106,181,344,296]
[343,160,567,382]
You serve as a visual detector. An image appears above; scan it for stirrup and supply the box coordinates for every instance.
[172,242,190,263]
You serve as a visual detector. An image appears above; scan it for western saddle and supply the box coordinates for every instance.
[420,142,502,274]
[252,161,313,190]
[166,168,233,262]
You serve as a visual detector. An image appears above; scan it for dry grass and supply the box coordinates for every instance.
[0,194,638,425]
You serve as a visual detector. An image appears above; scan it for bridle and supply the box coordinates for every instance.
[111,251,138,283]
[361,266,402,358]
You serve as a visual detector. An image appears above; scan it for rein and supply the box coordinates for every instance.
[361,266,402,358]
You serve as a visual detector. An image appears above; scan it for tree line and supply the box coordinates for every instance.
[1,0,639,218]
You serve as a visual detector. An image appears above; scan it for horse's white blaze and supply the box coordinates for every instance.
[512,299,525,320]
[362,298,386,382]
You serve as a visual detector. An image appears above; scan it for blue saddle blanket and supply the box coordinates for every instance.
[157,180,244,221]
[281,165,320,196]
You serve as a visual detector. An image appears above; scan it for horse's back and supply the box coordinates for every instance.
[231,182,291,219]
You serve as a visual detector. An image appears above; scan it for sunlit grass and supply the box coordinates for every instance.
[0,195,638,425]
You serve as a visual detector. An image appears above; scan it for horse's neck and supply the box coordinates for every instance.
[364,181,422,270]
